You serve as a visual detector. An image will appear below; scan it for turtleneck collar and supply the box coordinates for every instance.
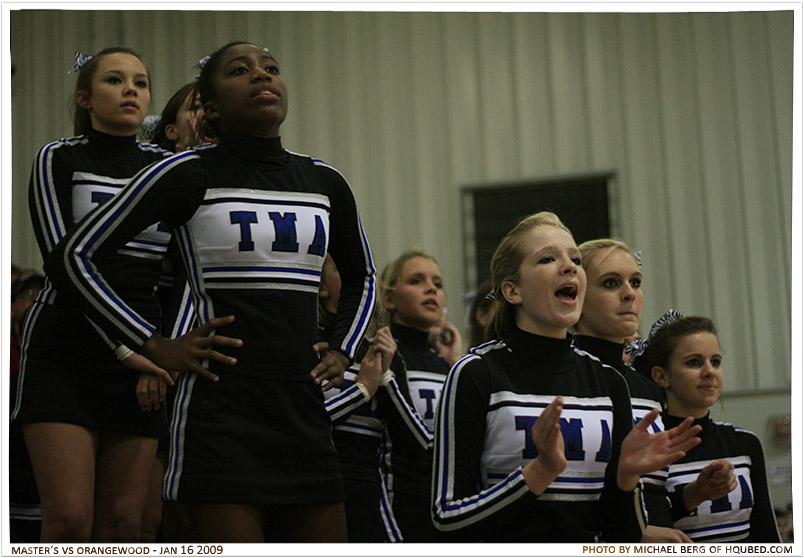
[504,327,576,373]
[664,412,714,438]
[218,133,289,166]
[390,321,433,348]
[572,334,626,373]
[87,128,140,158]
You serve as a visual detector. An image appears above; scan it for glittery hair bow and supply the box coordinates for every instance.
[634,250,643,269]
[68,51,93,74]
[194,55,212,80]
[624,308,685,357]
[139,115,161,141]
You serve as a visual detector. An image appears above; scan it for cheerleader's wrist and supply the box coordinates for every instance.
[355,381,371,401]
[114,344,135,362]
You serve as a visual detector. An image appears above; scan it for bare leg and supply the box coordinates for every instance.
[91,432,158,542]
[161,500,191,542]
[185,503,265,542]
[140,450,167,542]
[266,502,347,542]
[23,422,98,542]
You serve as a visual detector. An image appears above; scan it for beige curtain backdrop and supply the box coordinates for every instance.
[8,8,794,506]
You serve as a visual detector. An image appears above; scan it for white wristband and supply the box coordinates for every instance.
[114,345,135,362]
[355,382,371,401]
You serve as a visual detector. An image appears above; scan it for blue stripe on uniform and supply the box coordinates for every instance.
[68,152,198,341]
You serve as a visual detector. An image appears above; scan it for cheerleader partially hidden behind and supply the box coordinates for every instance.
[319,253,431,542]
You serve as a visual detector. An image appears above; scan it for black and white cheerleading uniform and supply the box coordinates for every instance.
[13,129,170,436]
[572,335,672,527]
[157,245,197,456]
[432,328,646,542]
[379,322,452,542]
[664,414,781,542]
[44,133,376,506]
[393,323,451,432]
[321,316,431,542]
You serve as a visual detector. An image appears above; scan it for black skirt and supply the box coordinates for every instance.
[164,370,344,505]
[13,301,166,438]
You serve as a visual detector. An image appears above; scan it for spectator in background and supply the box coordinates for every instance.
[775,507,792,542]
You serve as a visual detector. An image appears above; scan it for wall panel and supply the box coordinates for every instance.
[548,12,591,173]
[655,14,713,317]
[767,11,794,260]
[512,13,554,177]
[730,12,791,389]
[692,13,758,390]
[338,12,380,250]
[409,13,453,256]
[477,13,518,181]
[443,13,484,187]
[582,13,629,239]
[619,13,674,329]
